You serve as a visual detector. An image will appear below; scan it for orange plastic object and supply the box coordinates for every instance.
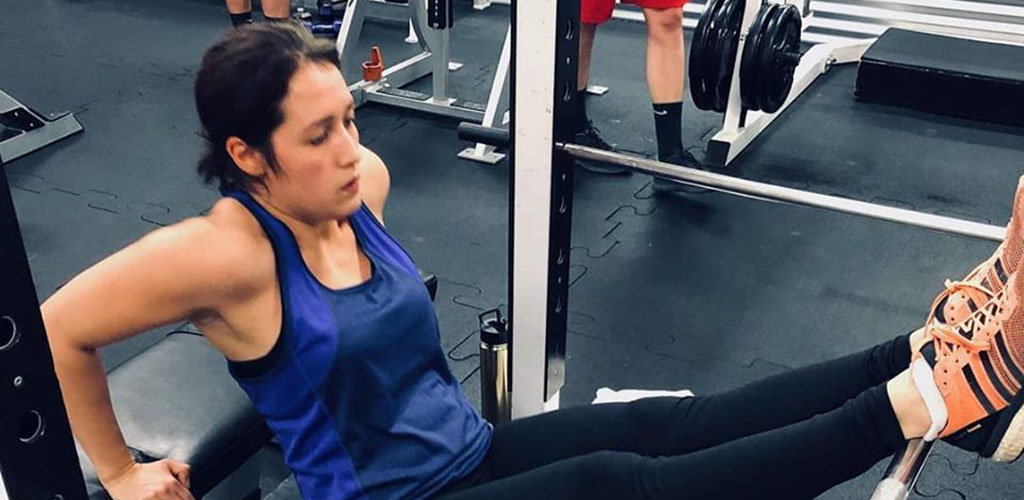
[362,47,384,82]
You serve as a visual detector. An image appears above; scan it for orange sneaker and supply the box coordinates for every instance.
[938,176,1024,325]
[912,178,1024,461]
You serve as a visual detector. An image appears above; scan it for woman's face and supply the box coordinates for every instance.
[261,61,362,223]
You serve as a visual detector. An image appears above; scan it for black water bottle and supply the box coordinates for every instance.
[479,309,510,425]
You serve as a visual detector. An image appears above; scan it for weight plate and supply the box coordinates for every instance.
[689,0,744,112]
[688,0,724,110]
[708,0,745,112]
[759,3,801,113]
[753,3,783,112]
[739,3,774,111]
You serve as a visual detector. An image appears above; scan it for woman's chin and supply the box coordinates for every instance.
[336,195,363,217]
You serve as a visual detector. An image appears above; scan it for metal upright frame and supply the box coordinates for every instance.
[507,0,578,418]
[0,167,88,500]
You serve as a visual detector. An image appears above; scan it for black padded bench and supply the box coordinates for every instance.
[78,270,439,499]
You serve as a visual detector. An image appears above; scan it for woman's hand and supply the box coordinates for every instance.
[104,460,194,500]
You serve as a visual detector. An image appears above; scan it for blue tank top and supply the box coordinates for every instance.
[221,190,492,500]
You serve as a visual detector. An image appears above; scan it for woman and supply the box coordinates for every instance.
[44,23,1024,500]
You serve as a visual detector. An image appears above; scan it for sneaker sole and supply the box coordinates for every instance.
[983,389,1024,462]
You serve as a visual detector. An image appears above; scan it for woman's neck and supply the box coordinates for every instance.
[248,191,351,253]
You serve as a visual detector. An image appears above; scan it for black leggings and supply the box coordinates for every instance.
[434,334,912,500]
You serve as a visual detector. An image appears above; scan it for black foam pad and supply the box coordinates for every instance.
[856,29,1024,127]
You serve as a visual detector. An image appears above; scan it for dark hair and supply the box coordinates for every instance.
[194,22,340,191]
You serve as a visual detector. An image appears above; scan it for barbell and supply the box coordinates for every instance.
[455,122,1006,243]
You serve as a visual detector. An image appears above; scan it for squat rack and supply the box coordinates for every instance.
[495,0,1007,498]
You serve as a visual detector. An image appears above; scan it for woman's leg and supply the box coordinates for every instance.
[436,382,911,500]
[465,332,913,480]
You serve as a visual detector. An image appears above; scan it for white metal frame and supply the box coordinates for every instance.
[337,0,515,161]
[458,26,512,164]
[705,35,872,168]
[510,0,562,419]
[337,0,486,122]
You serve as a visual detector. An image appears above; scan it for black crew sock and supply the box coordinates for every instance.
[263,15,292,23]
[230,11,253,27]
[576,89,590,133]
[652,102,683,161]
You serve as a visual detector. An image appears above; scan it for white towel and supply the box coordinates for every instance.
[592,387,695,404]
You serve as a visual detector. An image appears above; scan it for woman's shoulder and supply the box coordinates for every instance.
[358,144,390,223]
[158,198,275,296]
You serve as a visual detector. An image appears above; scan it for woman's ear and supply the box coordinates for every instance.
[226,136,270,179]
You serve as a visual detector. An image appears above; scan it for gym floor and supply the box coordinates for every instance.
[5,0,1024,498]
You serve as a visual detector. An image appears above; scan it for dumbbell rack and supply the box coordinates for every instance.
[704,0,871,168]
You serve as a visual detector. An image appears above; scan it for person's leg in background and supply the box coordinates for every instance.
[574,0,630,174]
[260,0,293,22]
[225,0,254,27]
[224,0,292,26]
[637,2,709,193]
[640,6,700,167]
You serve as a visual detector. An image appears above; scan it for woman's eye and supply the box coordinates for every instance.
[311,131,329,145]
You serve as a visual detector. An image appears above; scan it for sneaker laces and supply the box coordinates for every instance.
[926,280,1002,357]
[963,247,1003,286]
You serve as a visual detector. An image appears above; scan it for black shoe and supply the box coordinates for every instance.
[574,121,629,175]
[652,150,709,194]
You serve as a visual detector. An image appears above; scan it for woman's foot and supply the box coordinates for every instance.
[934,176,1024,328]
[911,177,1024,461]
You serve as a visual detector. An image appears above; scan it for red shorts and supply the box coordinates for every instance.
[582,0,687,25]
